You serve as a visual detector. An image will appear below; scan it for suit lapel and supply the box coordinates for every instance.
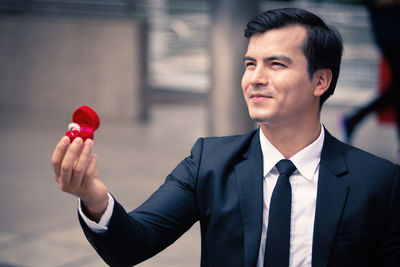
[235,130,264,267]
[233,128,350,266]
[312,130,349,267]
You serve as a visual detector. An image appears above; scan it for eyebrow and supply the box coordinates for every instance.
[243,55,292,64]
[244,56,256,62]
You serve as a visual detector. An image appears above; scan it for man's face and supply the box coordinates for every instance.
[242,25,320,127]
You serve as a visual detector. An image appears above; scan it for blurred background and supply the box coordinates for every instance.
[0,0,397,266]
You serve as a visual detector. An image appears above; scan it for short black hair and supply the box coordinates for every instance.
[244,8,343,108]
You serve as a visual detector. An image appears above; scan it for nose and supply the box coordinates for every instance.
[250,66,268,86]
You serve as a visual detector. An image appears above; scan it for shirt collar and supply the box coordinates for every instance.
[259,125,325,181]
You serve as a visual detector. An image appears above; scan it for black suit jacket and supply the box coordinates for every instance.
[80,128,400,266]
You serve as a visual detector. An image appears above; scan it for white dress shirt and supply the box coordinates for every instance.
[256,126,325,267]
[78,193,113,233]
[80,126,325,266]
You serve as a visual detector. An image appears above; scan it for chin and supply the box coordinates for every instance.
[249,113,271,123]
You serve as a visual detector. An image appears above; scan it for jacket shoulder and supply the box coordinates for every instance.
[324,130,397,173]
[201,129,258,151]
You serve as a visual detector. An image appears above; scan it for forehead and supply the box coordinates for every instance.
[246,24,307,56]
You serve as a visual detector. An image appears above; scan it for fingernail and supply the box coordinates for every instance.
[62,136,70,144]
[73,137,83,145]
[84,139,93,146]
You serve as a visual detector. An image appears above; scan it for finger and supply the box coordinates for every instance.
[52,136,71,179]
[71,139,94,188]
[85,153,98,178]
[73,140,86,168]
[59,137,84,185]
[81,154,98,188]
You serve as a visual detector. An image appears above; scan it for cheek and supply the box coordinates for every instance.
[274,75,311,104]
[287,83,315,107]
[241,74,249,94]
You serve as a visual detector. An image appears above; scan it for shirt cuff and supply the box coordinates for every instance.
[78,192,114,233]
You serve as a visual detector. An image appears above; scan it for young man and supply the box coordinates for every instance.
[52,8,400,267]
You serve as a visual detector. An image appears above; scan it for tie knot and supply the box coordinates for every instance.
[275,159,296,177]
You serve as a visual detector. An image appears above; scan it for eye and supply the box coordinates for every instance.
[245,61,256,68]
[271,62,286,67]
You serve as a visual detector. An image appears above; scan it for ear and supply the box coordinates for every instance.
[312,69,332,97]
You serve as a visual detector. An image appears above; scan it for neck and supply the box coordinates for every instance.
[260,119,322,159]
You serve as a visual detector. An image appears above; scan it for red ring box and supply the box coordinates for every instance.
[65,105,100,141]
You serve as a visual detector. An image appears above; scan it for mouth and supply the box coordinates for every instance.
[250,93,272,103]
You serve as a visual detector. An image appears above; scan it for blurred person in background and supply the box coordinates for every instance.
[52,7,400,267]
[342,0,400,155]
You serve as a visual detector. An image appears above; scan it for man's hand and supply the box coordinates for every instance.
[52,136,109,222]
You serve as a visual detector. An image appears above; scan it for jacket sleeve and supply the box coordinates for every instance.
[377,164,400,266]
[79,138,204,267]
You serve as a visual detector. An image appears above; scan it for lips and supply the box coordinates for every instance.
[250,93,272,103]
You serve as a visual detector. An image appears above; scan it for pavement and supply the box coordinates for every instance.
[0,2,398,267]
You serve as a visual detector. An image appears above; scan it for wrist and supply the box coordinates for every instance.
[81,193,109,223]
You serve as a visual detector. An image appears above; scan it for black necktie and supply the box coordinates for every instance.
[264,159,296,267]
